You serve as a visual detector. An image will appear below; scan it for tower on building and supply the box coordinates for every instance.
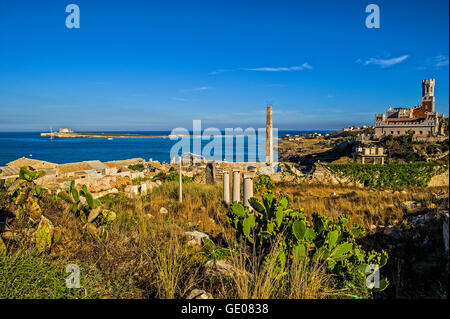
[421,78,435,113]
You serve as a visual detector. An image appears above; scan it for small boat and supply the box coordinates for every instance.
[108,138,113,140]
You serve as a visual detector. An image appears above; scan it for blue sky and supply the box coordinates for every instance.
[0,0,448,131]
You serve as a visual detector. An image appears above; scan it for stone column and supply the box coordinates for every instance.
[223,171,230,205]
[232,169,240,203]
[212,161,216,184]
[243,175,254,208]
[266,105,273,164]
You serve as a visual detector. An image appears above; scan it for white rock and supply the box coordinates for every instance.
[140,183,148,195]
[204,260,248,278]
[125,185,140,196]
[185,289,213,299]
[159,207,168,214]
[184,230,211,247]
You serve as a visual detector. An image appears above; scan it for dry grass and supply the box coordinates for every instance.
[221,239,339,299]
[3,179,446,299]
[275,183,448,229]
[151,231,199,298]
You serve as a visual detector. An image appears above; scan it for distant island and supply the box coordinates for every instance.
[40,128,261,139]
[41,128,169,139]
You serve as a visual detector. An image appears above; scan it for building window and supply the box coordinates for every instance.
[397,131,400,135]
[420,131,423,135]
[391,131,394,134]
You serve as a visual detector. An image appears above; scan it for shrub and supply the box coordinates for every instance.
[324,162,448,188]
[226,191,389,297]
[254,173,275,195]
[128,163,145,172]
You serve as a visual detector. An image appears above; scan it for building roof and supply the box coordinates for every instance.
[0,166,20,177]
[57,160,108,175]
[7,157,58,169]
[385,118,424,122]
[104,158,145,168]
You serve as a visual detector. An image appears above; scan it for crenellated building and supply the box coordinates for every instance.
[374,79,445,138]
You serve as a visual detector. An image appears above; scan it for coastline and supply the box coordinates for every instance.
[39,132,280,139]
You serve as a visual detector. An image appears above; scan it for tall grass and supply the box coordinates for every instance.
[2,180,446,299]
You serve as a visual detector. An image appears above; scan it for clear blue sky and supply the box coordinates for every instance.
[0,0,448,131]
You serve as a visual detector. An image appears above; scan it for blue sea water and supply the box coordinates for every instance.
[0,130,333,166]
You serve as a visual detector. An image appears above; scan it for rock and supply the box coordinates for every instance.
[125,185,140,196]
[140,183,148,195]
[159,207,168,214]
[92,188,119,199]
[400,190,408,195]
[370,225,377,231]
[86,223,99,237]
[400,201,427,215]
[330,192,338,198]
[410,213,433,225]
[184,230,212,247]
[87,207,102,223]
[205,260,244,278]
[144,213,154,219]
[258,165,275,175]
[185,289,213,299]
[36,216,54,253]
[155,180,162,186]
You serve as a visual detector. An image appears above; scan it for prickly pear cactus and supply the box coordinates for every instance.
[35,216,54,253]
[226,191,390,296]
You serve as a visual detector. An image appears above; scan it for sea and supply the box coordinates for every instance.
[0,130,334,166]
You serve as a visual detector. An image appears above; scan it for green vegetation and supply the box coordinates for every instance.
[151,171,193,183]
[324,162,448,188]
[254,173,275,195]
[0,256,121,299]
[128,163,145,172]
[227,192,389,297]
[57,181,102,222]
[132,177,150,185]
[1,162,447,299]
[167,172,193,183]
[380,132,449,162]
[6,166,46,222]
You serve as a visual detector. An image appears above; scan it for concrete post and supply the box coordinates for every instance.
[266,105,273,164]
[178,156,182,203]
[243,175,254,208]
[232,169,240,203]
[212,160,216,184]
[223,171,230,205]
